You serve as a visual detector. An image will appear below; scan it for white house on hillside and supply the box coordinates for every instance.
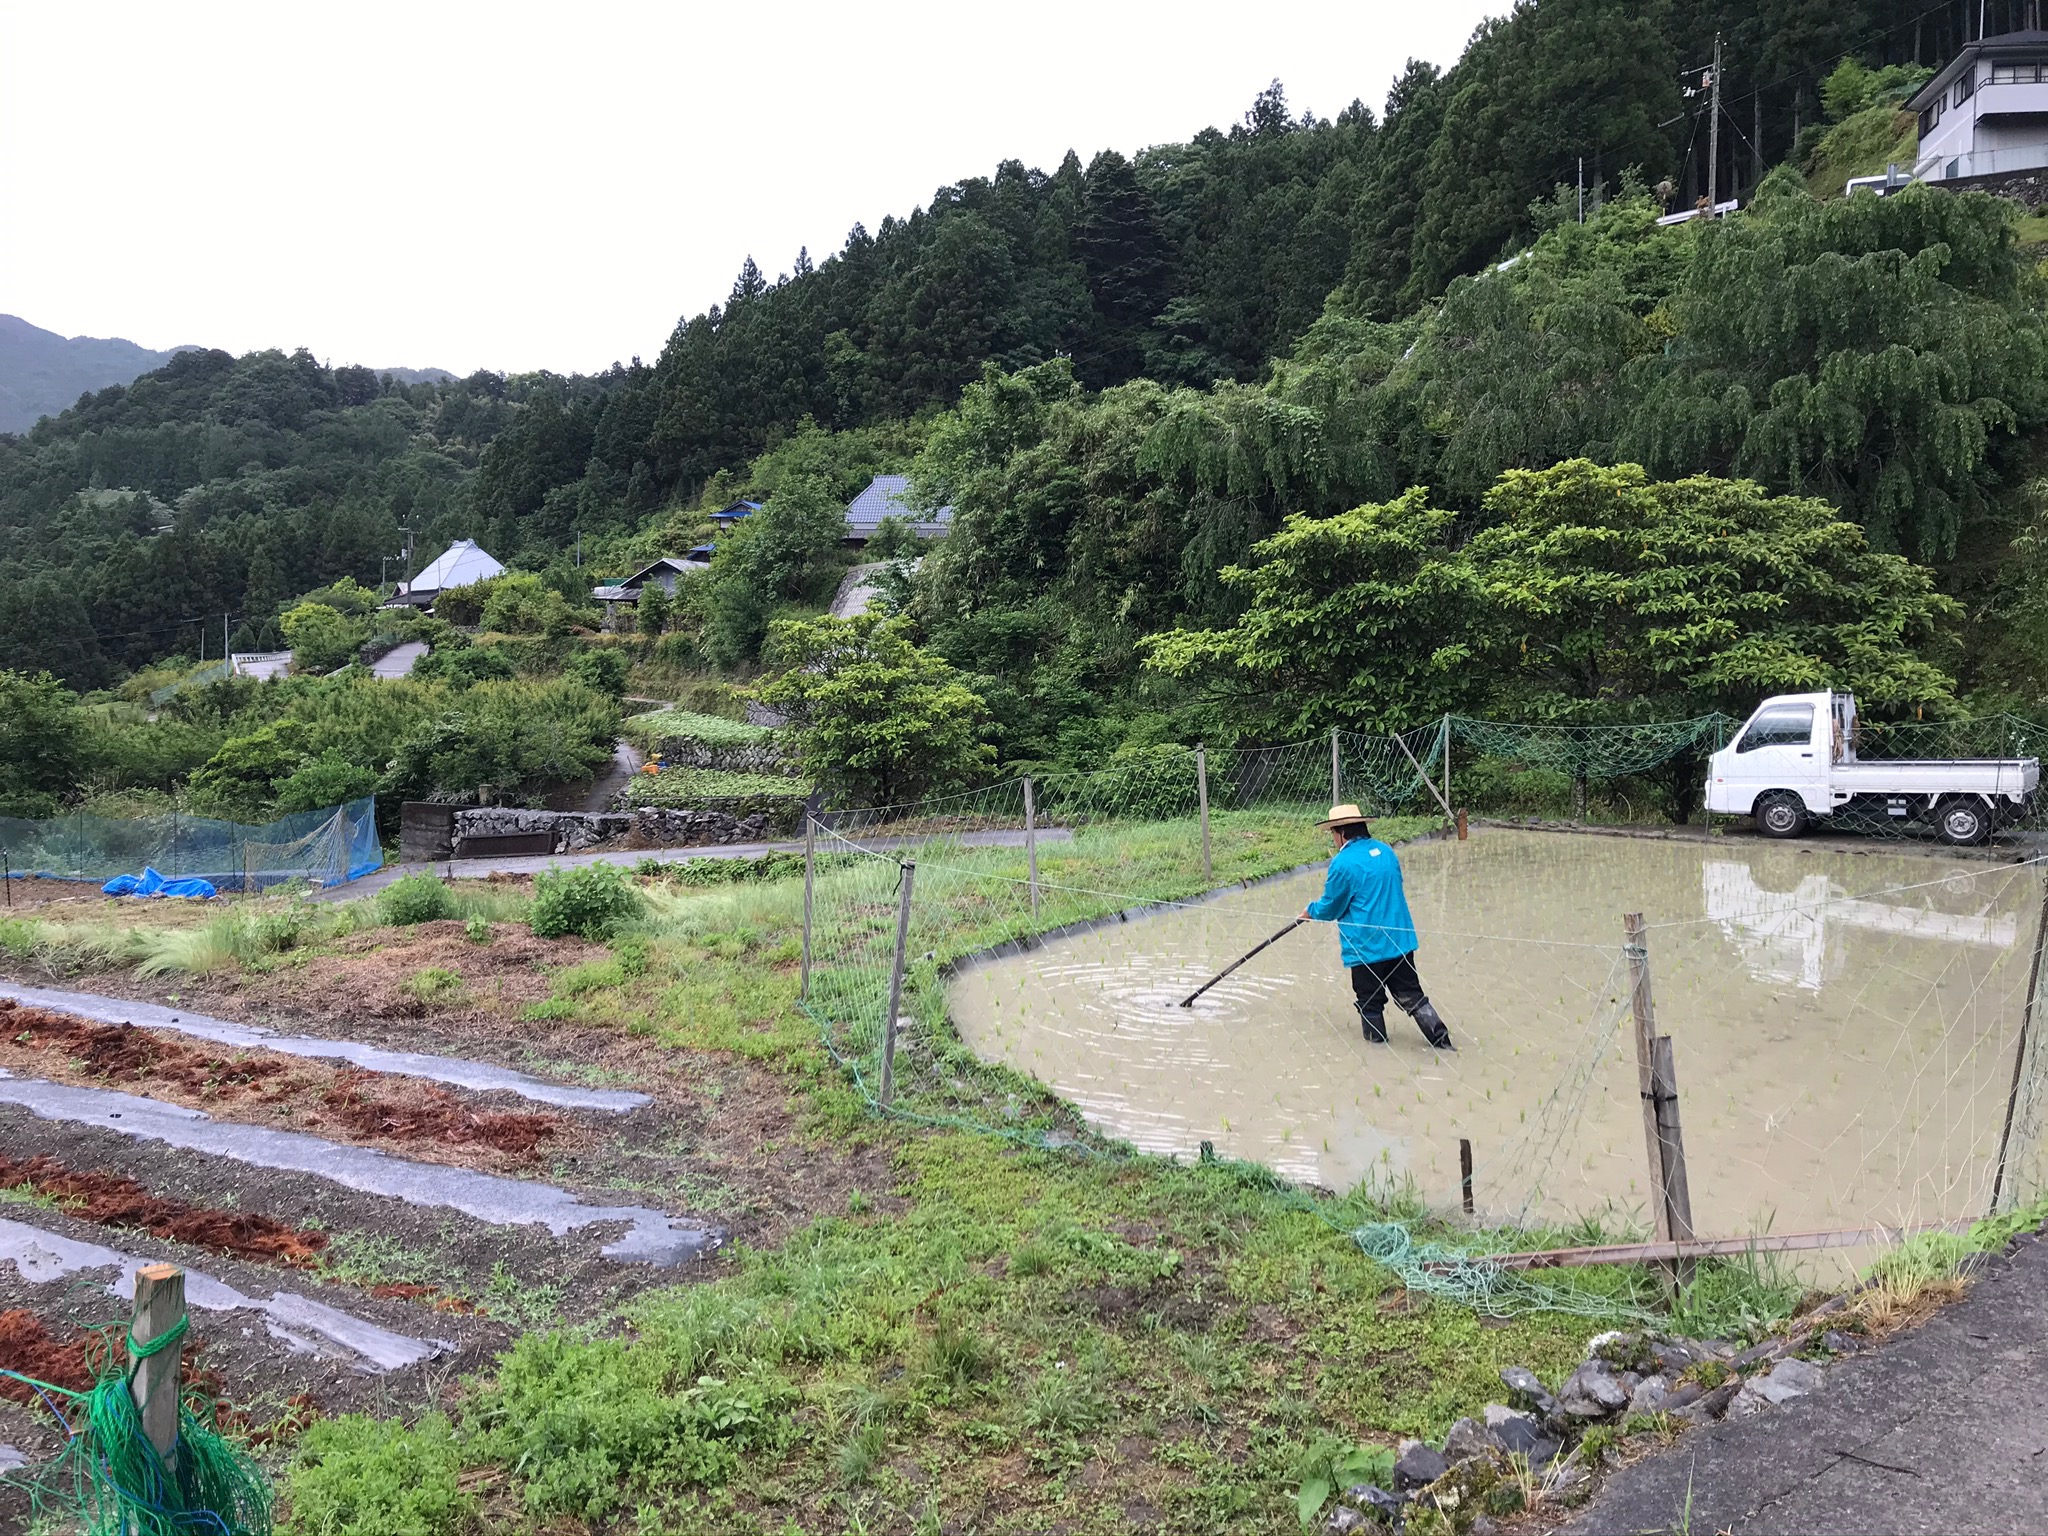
[394,539,505,608]
[1909,29,2048,181]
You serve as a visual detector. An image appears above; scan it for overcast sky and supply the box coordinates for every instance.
[0,1,1501,378]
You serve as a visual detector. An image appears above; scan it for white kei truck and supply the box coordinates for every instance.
[1704,692,2039,845]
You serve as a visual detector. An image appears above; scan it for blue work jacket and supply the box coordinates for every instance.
[1306,837,1418,966]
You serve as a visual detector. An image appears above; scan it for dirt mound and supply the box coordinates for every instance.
[0,1154,329,1266]
[0,1309,95,1401]
[321,1071,559,1157]
[0,999,298,1098]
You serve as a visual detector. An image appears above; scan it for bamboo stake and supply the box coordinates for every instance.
[1023,776,1040,919]
[130,1263,185,1472]
[1392,728,1454,822]
[1196,744,1212,885]
[799,814,815,1002]
[1436,1220,1973,1273]
[878,862,915,1108]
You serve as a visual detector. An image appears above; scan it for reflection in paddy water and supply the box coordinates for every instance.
[949,831,2044,1243]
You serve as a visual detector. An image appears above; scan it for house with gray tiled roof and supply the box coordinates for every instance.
[843,475,951,544]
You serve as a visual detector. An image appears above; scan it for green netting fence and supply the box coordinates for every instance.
[0,797,383,892]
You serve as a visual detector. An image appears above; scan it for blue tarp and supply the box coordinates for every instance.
[1,797,382,891]
[102,867,218,899]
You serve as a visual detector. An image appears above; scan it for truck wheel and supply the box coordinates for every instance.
[1754,791,1807,839]
[1935,798,1991,846]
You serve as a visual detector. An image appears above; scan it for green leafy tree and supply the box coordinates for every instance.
[565,646,631,696]
[760,614,995,804]
[637,582,671,636]
[280,603,367,675]
[1144,462,1959,742]
[697,476,848,666]
[0,671,86,817]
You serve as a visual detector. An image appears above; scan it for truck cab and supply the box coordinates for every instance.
[1705,692,2038,844]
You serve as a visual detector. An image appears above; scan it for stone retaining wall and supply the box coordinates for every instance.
[451,803,797,857]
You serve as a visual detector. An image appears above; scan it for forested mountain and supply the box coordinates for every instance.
[0,315,195,436]
[2,0,2035,726]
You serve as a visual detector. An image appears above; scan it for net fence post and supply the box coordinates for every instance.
[1651,1034,1696,1286]
[1441,714,1452,818]
[1023,776,1040,919]
[879,860,915,1109]
[1992,875,2048,1214]
[1196,744,1212,884]
[131,1262,186,1473]
[1624,912,1676,1287]
[1330,727,1341,806]
[799,813,816,1003]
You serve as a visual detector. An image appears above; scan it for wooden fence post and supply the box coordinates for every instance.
[1330,728,1341,806]
[1651,1035,1696,1284]
[1460,1137,1474,1216]
[1196,745,1212,885]
[1022,777,1040,919]
[1623,914,1672,1243]
[799,814,816,1003]
[879,861,915,1109]
[131,1263,186,1472]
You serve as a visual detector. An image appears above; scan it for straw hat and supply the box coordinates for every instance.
[1317,803,1372,831]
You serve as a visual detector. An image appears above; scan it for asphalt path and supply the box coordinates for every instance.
[1564,1226,2048,1535]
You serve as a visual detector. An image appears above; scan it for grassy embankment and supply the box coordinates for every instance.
[1,812,1802,1535]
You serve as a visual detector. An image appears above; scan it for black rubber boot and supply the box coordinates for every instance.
[1356,1002,1388,1044]
[1412,1001,1455,1050]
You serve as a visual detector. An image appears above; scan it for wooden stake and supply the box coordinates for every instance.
[1652,1034,1696,1285]
[1623,914,1672,1246]
[1460,1137,1474,1215]
[1456,809,1468,841]
[1022,776,1040,920]
[1196,745,1212,885]
[130,1263,185,1471]
[799,814,815,1002]
[878,861,915,1108]
[1992,876,2048,1213]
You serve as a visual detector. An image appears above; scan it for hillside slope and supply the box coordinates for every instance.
[0,314,193,434]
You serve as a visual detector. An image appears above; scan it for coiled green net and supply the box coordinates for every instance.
[1,1313,271,1536]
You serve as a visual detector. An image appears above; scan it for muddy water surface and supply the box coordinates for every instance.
[950,830,2043,1238]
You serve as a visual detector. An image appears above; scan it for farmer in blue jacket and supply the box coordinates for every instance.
[1301,804,1454,1049]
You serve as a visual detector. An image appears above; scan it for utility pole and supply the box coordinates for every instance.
[1707,33,1723,213]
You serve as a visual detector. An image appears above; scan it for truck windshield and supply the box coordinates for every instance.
[1736,704,1815,753]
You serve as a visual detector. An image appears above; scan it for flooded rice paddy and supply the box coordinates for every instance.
[950,830,2045,1240]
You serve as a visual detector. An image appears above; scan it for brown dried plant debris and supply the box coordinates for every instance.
[0,1153,330,1267]
[320,1070,559,1158]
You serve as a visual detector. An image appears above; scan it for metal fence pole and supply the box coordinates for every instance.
[879,861,915,1109]
[1196,744,1212,884]
[1023,776,1040,919]
[1992,877,2048,1213]
[1441,713,1453,816]
[1330,728,1341,806]
[799,814,816,1003]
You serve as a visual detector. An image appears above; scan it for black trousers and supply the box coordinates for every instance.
[1349,952,1443,1043]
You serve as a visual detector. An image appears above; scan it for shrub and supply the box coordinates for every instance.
[530,862,643,940]
[284,1412,476,1536]
[565,646,632,697]
[380,872,456,926]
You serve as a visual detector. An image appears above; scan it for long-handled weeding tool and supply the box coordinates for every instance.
[1177,918,1307,1008]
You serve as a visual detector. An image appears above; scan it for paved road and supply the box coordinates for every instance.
[326,827,1070,900]
[369,640,428,678]
[1565,1227,2048,1535]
